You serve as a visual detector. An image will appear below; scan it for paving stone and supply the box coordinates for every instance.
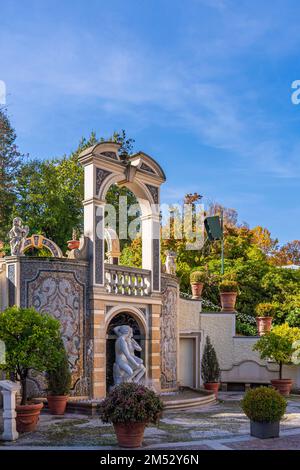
[1,392,300,449]
[227,433,300,450]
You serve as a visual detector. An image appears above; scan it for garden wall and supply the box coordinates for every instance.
[178,307,300,389]
[178,297,201,333]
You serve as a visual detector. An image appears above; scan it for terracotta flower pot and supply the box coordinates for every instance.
[113,422,146,448]
[67,240,80,250]
[47,395,68,415]
[204,382,220,398]
[16,402,43,433]
[191,282,204,300]
[271,379,293,396]
[220,292,237,312]
[256,316,273,336]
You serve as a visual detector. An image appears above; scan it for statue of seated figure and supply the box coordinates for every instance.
[113,325,146,386]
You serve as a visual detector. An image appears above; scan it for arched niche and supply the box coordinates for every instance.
[105,308,147,391]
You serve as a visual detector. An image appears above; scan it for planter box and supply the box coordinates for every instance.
[250,420,280,439]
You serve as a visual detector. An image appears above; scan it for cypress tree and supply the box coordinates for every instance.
[201,336,221,383]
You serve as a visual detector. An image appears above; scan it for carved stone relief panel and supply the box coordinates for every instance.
[160,275,179,389]
[27,270,84,387]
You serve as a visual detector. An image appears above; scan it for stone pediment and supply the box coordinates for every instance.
[129,151,166,181]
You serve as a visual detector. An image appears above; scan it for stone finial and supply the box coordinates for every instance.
[165,250,177,275]
[8,217,29,256]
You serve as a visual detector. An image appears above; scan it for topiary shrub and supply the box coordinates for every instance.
[201,336,220,383]
[241,386,286,423]
[255,302,278,318]
[99,382,164,424]
[219,280,238,292]
[47,342,72,396]
[190,270,206,284]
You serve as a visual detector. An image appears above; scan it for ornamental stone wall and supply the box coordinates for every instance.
[0,261,6,312]
[18,257,91,397]
[160,274,179,390]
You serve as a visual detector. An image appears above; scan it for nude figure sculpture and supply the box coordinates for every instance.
[113,325,146,386]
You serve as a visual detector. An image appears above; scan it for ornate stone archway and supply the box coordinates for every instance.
[22,235,63,258]
[105,309,147,390]
[79,142,165,292]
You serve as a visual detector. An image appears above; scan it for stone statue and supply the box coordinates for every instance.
[8,217,29,256]
[127,327,146,381]
[165,250,177,275]
[113,325,146,386]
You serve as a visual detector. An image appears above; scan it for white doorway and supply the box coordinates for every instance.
[179,337,195,388]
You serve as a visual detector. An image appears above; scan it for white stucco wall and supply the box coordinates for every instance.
[178,302,300,389]
[200,313,235,371]
[178,298,201,332]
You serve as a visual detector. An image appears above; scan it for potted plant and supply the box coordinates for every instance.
[201,336,221,398]
[241,386,286,439]
[219,279,238,312]
[253,323,300,396]
[190,269,206,299]
[67,228,80,251]
[46,342,72,415]
[255,302,277,336]
[99,382,164,448]
[0,306,62,432]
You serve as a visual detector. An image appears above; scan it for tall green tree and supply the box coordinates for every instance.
[14,130,137,252]
[0,108,24,239]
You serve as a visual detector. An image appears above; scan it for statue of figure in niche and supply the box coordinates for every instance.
[8,217,29,256]
[113,325,146,386]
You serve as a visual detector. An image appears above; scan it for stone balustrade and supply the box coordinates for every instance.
[105,264,151,296]
[0,380,21,441]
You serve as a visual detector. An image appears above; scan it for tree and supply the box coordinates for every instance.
[201,336,220,383]
[0,306,63,404]
[253,324,300,379]
[251,226,278,256]
[14,130,137,252]
[271,240,300,266]
[0,108,24,239]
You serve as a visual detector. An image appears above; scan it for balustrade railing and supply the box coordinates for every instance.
[105,264,151,296]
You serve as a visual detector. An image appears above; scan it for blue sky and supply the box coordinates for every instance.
[1,0,300,244]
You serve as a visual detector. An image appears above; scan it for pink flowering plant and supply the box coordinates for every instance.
[99,382,164,424]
